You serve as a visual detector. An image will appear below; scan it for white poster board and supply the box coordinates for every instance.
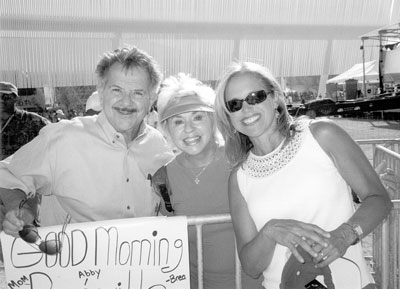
[1,216,190,289]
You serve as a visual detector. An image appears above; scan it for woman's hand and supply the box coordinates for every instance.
[312,223,355,268]
[263,219,331,264]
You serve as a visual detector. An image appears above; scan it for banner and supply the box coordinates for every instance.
[0,216,190,289]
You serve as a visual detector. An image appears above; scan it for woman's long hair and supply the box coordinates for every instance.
[215,62,294,167]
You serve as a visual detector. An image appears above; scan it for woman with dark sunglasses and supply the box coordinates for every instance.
[214,62,392,289]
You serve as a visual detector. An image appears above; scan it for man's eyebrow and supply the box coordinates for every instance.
[109,84,122,88]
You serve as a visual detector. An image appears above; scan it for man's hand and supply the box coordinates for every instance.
[3,206,35,238]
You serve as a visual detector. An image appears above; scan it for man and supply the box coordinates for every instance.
[0,46,174,237]
[0,81,50,160]
[0,81,49,241]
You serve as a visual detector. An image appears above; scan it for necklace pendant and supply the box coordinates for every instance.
[194,177,200,185]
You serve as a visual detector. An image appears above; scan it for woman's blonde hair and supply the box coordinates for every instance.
[215,62,295,167]
[157,73,224,145]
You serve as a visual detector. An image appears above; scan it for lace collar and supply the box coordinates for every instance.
[243,121,308,178]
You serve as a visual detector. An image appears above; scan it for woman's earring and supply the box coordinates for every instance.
[275,107,280,122]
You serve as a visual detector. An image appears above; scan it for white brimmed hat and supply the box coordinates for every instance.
[0,81,18,96]
[85,91,102,112]
[159,94,215,122]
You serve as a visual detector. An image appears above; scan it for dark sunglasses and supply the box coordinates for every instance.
[225,90,271,113]
[18,198,71,255]
[0,93,18,101]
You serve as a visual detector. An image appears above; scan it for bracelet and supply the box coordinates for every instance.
[342,222,363,245]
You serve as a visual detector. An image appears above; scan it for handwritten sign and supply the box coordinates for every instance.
[1,216,190,289]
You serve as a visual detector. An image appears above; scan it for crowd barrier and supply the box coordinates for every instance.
[187,214,240,289]
[372,143,400,289]
[0,139,398,289]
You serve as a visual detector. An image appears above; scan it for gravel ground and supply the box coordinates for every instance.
[0,116,399,287]
[330,117,400,161]
[332,117,400,140]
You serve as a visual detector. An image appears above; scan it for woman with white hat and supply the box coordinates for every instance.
[152,73,262,289]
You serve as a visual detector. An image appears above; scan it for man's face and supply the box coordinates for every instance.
[0,92,18,115]
[99,63,154,142]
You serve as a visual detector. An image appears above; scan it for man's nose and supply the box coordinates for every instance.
[121,91,135,104]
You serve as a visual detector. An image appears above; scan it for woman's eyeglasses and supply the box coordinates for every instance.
[18,198,71,255]
[225,90,271,113]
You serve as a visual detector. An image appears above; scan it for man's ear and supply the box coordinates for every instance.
[149,92,157,111]
[98,90,104,106]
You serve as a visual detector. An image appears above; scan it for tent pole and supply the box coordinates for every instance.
[361,38,366,99]
[378,31,384,94]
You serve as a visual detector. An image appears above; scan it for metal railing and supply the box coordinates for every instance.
[357,138,400,162]
[187,139,400,289]
[187,214,239,289]
[372,144,400,289]
[0,139,397,289]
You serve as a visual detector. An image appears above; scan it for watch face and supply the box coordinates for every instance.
[343,222,362,245]
[353,224,363,236]
[349,223,363,245]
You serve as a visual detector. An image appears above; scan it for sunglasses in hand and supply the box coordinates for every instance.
[18,198,71,255]
[225,90,272,113]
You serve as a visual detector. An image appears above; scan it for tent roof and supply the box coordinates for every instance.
[326,60,379,84]
[1,0,400,88]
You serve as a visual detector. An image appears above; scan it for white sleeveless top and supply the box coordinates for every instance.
[237,121,374,289]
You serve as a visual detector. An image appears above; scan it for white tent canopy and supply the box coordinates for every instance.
[2,0,400,89]
[326,60,379,84]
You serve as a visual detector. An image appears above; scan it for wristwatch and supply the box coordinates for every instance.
[343,222,363,245]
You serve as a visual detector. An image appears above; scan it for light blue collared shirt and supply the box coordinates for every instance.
[0,112,174,225]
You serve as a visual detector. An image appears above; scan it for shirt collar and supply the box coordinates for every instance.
[96,112,148,145]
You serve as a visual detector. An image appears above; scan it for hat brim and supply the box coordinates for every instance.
[160,104,215,122]
[0,90,18,95]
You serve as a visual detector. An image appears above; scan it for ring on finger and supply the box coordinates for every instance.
[322,255,328,261]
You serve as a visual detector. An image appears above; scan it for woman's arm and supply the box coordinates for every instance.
[228,169,273,278]
[310,119,393,267]
[229,169,330,278]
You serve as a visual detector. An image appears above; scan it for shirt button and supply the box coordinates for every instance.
[126,178,129,182]
[127,205,130,210]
